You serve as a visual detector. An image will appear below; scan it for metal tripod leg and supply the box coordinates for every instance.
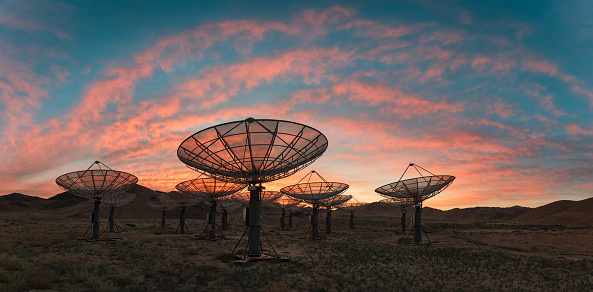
[201,222,226,239]
[403,224,431,244]
[232,226,250,254]
[175,222,190,234]
[260,226,279,259]
[421,225,431,244]
[303,224,312,239]
[79,223,92,240]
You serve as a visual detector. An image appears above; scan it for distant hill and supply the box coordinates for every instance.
[351,202,531,223]
[1,193,45,203]
[0,193,48,211]
[2,189,591,226]
[512,197,593,227]
[462,206,531,221]
[42,192,87,210]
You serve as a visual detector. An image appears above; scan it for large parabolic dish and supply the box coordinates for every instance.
[147,198,175,229]
[379,198,414,233]
[319,194,352,234]
[177,118,328,258]
[55,161,138,200]
[281,171,349,239]
[375,163,455,244]
[336,202,368,229]
[177,118,328,184]
[102,192,136,233]
[55,161,138,240]
[175,177,245,239]
[375,175,455,202]
[273,195,302,231]
[160,190,202,234]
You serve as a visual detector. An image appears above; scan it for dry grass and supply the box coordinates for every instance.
[0,212,592,291]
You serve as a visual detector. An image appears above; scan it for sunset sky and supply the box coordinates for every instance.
[1,1,593,209]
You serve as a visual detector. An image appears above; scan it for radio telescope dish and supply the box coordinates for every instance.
[231,191,282,229]
[178,118,327,259]
[375,163,455,244]
[215,198,241,231]
[319,195,352,234]
[281,171,349,240]
[288,204,306,229]
[55,161,138,200]
[379,198,414,233]
[175,177,245,239]
[147,197,175,229]
[103,192,136,207]
[232,191,283,207]
[177,118,328,184]
[55,161,138,240]
[102,192,136,233]
[272,195,301,231]
[161,190,203,234]
[336,202,368,229]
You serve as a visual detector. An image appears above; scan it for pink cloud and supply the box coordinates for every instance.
[522,56,558,75]
[419,30,466,45]
[565,124,593,136]
[570,84,593,104]
[0,6,69,39]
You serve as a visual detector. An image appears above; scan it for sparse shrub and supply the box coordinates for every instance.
[94,281,118,292]
[0,255,23,271]
[215,252,237,263]
[22,267,56,289]
[0,271,25,292]
[267,282,291,292]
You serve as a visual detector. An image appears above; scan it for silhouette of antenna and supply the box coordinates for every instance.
[336,202,368,229]
[231,190,282,224]
[319,194,352,234]
[175,177,245,239]
[379,198,414,233]
[55,161,138,241]
[160,190,202,234]
[272,195,301,230]
[147,197,175,229]
[281,171,349,240]
[230,190,282,256]
[375,163,455,244]
[288,204,306,229]
[216,198,241,231]
[177,118,327,261]
[102,192,136,233]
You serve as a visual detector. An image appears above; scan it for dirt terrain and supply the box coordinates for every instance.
[1,189,593,291]
[1,208,593,291]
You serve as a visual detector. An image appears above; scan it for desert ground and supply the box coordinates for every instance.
[1,188,593,291]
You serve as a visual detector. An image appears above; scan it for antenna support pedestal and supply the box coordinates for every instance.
[247,185,262,257]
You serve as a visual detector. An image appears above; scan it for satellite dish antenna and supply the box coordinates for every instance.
[379,198,414,233]
[272,195,301,231]
[288,204,306,229]
[175,177,245,239]
[319,194,352,234]
[55,161,138,240]
[375,163,455,244]
[102,192,136,233]
[147,197,175,229]
[231,190,282,227]
[336,201,369,229]
[177,118,328,260]
[281,171,349,240]
[216,198,241,231]
[160,190,203,234]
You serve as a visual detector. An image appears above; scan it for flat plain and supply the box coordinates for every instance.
[1,208,593,292]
